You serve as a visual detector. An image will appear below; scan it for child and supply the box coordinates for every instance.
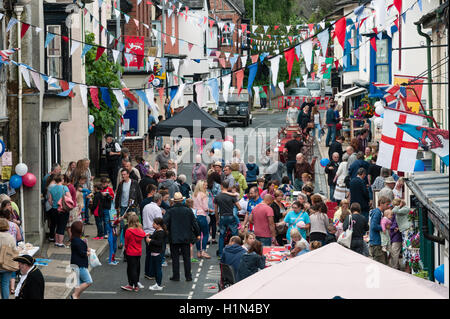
[243,232,256,251]
[279,176,294,196]
[91,183,105,240]
[381,209,393,253]
[167,159,177,175]
[77,176,92,225]
[108,208,120,265]
[185,198,199,263]
[100,177,114,240]
[146,217,167,291]
[289,228,310,252]
[290,241,309,258]
[257,178,265,196]
[135,156,150,177]
[324,225,337,245]
[121,214,147,292]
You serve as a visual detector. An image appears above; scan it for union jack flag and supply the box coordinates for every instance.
[0,48,18,63]
[371,82,408,110]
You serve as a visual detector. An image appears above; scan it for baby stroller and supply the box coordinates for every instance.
[218,263,236,291]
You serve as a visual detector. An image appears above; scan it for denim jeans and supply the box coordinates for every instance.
[313,124,322,140]
[82,189,91,223]
[218,215,239,257]
[195,215,209,252]
[94,215,104,237]
[329,185,336,202]
[149,253,163,286]
[119,206,128,246]
[256,236,272,247]
[0,270,13,300]
[286,160,297,184]
[325,124,336,147]
[107,225,117,263]
[103,210,110,235]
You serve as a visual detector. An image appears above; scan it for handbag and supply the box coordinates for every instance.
[58,193,75,213]
[337,215,353,248]
[0,245,19,272]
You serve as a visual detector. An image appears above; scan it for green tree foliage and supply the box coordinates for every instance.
[85,33,123,140]
[243,0,305,87]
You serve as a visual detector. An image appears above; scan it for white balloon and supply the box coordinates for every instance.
[375,104,385,116]
[15,163,28,176]
[374,117,383,129]
[118,105,126,115]
[223,141,234,152]
[88,115,95,124]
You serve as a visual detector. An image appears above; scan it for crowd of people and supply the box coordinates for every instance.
[0,95,417,299]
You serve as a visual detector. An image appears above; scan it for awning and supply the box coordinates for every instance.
[405,171,449,241]
[336,86,367,105]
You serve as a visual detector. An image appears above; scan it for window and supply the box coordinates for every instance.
[375,39,389,84]
[344,20,359,72]
[369,35,392,97]
[221,21,232,46]
[46,25,62,83]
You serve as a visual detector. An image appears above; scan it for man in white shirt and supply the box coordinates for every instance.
[143,193,163,279]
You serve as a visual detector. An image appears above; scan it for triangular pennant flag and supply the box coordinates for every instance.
[81,44,93,58]
[124,53,133,66]
[251,54,259,64]
[303,74,308,87]
[222,74,231,103]
[270,55,281,86]
[301,39,313,72]
[274,25,279,31]
[70,41,81,56]
[170,36,176,46]
[229,55,238,70]
[134,18,140,28]
[377,32,383,40]
[247,63,258,97]
[394,0,402,14]
[112,49,120,63]
[370,37,377,51]
[224,52,231,61]
[30,71,42,91]
[284,47,297,81]
[90,87,101,109]
[188,43,194,51]
[21,23,30,39]
[308,24,314,33]
[122,88,139,104]
[95,47,105,61]
[35,27,42,34]
[219,58,226,68]
[334,17,347,50]
[241,55,248,67]
[124,14,130,24]
[402,12,407,23]
[418,0,422,11]
[278,82,285,95]
[0,13,4,21]
[19,65,31,88]
[167,8,173,18]
[286,25,292,33]
[263,25,269,34]
[79,85,88,108]
[44,33,56,48]
[295,44,301,60]
[317,30,329,57]
[100,87,112,108]
[207,78,220,106]
[111,89,124,110]
[135,89,150,106]
[6,18,18,33]
[296,77,300,87]
[252,25,258,33]
[235,69,244,96]
[259,52,269,62]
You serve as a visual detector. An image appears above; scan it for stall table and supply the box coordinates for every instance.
[263,246,290,267]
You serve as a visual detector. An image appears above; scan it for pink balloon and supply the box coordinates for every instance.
[224,136,234,143]
[22,172,37,187]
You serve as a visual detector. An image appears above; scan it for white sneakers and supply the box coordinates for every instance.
[149,284,163,291]
[137,282,145,289]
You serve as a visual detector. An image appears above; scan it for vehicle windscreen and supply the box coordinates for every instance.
[307,82,321,90]
[288,88,310,96]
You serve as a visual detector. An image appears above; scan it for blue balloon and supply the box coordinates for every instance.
[10,174,23,189]
[124,99,130,107]
[88,124,94,135]
[414,159,425,172]
[212,141,222,150]
[434,264,445,284]
[320,158,330,167]
[380,113,384,118]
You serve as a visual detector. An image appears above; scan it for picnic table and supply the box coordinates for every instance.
[263,246,291,267]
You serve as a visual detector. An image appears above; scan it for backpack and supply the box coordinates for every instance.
[58,193,75,212]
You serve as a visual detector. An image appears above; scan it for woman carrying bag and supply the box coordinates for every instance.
[0,218,19,299]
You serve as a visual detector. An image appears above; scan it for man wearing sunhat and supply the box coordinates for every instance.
[378,176,396,202]
[13,255,45,299]
[163,192,200,282]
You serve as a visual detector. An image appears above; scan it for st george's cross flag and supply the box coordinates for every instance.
[376,108,424,172]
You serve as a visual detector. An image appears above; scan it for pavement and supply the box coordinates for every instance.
[36,109,329,299]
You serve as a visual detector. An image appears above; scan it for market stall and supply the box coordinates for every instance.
[211,243,448,299]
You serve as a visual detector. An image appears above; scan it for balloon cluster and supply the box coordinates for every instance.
[88,114,95,135]
[320,158,330,167]
[10,163,37,189]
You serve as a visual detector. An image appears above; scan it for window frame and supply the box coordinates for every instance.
[46,24,62,90]
[369,34,392,98]
[344,19,359,72]
[221,21,233,47]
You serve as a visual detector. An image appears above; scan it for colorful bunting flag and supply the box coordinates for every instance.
[90,87,100,109]
[247,63,258,97]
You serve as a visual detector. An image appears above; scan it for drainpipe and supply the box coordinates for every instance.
[415,22,435,169]
[14,4,25,242]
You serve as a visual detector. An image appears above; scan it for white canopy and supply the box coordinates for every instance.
[210,243,448,299]
[336,86,367,106]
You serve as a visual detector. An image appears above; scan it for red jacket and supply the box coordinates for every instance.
[102,186,115,199]
[125,228,147,256]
